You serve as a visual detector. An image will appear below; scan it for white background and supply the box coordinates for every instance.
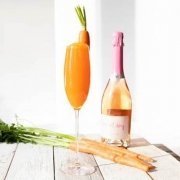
[0,0,56,126]
[135,0,180,153]
[0,0,180,154]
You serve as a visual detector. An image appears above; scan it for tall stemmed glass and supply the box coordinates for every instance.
[62,42,96,175]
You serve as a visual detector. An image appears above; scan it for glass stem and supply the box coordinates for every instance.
[74,109,79,162]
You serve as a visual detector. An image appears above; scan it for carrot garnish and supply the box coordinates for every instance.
[75,6,90,46]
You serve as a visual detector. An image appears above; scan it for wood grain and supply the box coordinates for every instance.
[0,143,17,180]
[95,145,180,180]
[155,144,180,161]
[96,163,151,180]
[149,155,180,180]
[129,145,169,157]
[5,144,54,180]
[0,139,179,180]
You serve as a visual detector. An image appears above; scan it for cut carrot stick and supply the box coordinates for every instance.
[75,6,90,47]
[69,141,155,172]
[79,138,155,169]
[81,138,154,162]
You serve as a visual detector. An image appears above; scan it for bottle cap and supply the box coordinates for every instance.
[112,32,124,46]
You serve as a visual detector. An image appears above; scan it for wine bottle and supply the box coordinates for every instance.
[101,32,132,147]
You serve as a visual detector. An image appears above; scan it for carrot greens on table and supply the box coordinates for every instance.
[0,119,75,147]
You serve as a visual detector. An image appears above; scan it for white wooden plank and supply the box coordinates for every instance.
[94,155,114,166]
[96,163,151,180]
[129,145,169,158]
[95,144,180,180]
[171,147,180,157]
[149,155,180,180]
[155,144,180,161]
[54,147,103,180]
[5,143,54,180]
[0,143,17,180]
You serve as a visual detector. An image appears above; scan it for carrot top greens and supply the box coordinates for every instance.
[75,6,87,30]
[0,119,75,147]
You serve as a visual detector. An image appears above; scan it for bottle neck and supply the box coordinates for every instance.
[112,45,124,78]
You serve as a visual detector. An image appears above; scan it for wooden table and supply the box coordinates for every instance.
[0,138,180,180]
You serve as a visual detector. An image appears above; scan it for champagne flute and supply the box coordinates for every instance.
[61,42,96,175]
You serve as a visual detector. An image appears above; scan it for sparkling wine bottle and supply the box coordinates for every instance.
[101,32,132,147]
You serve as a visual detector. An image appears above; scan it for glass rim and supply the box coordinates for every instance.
[67,42,89,50]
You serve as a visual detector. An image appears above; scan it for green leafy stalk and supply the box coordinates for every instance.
[0,119,75,148]
[75,5,87,30]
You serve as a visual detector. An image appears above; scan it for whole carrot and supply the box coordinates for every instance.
[75,6,90,46]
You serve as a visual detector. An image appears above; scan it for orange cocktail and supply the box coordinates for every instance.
[64,43,90,109]
[62,42,95,175]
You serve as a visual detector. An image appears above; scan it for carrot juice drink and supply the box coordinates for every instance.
[64,43,90,109]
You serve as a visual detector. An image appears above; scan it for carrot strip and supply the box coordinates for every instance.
[69,141,155,172]
[79,138,154,170]
[81,138,154,162]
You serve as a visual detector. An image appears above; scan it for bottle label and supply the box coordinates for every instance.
[101,114,129,140]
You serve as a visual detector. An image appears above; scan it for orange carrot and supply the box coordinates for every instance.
[81,138,154,162]
[75,6,90,46]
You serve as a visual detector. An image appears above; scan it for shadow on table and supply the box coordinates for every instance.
[154,144,180,162]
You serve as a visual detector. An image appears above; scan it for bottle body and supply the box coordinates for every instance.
[101,32,132,147]
[101,76,132,147]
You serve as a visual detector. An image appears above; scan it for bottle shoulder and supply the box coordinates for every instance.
[101,77,131,111]
[106,77,130,94]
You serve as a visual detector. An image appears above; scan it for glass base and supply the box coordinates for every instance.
[61,161,96,176]
[101,137,130,147]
